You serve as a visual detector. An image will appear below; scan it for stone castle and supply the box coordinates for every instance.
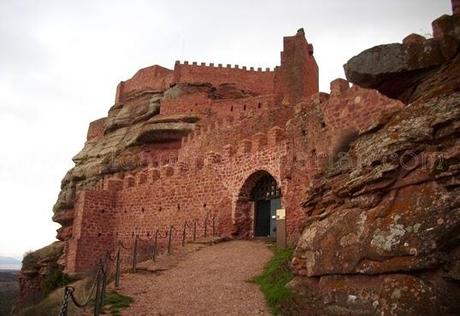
[20,2,460,314]
[52,28,401,273]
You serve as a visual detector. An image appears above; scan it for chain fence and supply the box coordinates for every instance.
[58,212,220,315]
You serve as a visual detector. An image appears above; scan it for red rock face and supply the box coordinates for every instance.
[453,0,460,15]
[292,11,460,316]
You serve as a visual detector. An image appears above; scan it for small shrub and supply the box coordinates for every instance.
[41,269,72,297]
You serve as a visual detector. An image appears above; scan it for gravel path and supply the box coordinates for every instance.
[117,240,273,316]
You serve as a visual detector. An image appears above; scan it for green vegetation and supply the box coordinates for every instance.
[104,291,133,316]
[252,247,295,315]
[41,269,72,297]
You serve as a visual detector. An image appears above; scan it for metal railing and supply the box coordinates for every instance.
[58,213,220,315]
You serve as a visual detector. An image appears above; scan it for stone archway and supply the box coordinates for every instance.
[233,170,281,239]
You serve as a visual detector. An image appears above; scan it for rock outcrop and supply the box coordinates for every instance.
[344,13,460,103]
[18,242,65,306]
[292,5,460,315]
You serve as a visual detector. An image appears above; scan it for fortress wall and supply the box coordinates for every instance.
[65,190,117,273]
[65,126,297,272]
[160,92,212,116]
[67,78,406,273]
[173,61,275,94]
[178,99,292,163]
[160,93,275,123]
[323,79,404,146]
[110,153,235,266]
[86,118,107,141]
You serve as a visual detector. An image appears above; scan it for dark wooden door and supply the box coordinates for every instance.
[255,200,271,237]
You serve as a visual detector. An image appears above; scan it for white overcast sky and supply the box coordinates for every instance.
[0,0,452,259]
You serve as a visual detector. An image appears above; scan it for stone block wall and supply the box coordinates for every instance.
[65,190,116,273]
[173,61,275,95]
[66,124,292,271]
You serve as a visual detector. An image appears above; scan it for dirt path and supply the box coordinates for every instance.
[117,240,273,316]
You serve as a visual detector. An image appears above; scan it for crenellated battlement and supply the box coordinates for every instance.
[98,125,287,193]
[174,60,274,72]
[173,60,275,95]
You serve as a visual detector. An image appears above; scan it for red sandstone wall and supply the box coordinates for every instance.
[173,62,275,95]
[65,190,116,273]
[86,118,107,141]
[66,125,292,272]
[160,93,276,127]
[160,92,211,117]
[178,97,291,163]
[274,30,319,104]
[323,80,404,136]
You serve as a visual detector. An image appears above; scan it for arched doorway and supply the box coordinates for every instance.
[234,170,282,239]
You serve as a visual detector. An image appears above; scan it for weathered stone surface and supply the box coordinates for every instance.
[293,91,460,314]
[163,82,212,100]
[454,0,460,15]
[128,121,196,146]
[289,273,460,315]
[18,242,65,305]
[402,33,427,46]
[344,11,460,102]
[209,83,259,99]
[344,40,446,99]
[105,92,162,133]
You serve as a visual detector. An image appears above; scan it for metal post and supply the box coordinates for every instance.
[153,230,158,261]
[204,216,208,238]
[182,221,187,247]
[132,235,138,273]
[115,247,121,288]
[100,263,107,310]
[94,266,102,316]
[212,216,216,237]
[168,225,173,255]
[193,220,197,242]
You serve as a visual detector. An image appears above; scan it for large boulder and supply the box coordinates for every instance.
[344,40,445,95]
[344,13,460,102]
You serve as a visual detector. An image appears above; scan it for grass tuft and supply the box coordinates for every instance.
[104,291,133,316]
[252,247,294,315]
